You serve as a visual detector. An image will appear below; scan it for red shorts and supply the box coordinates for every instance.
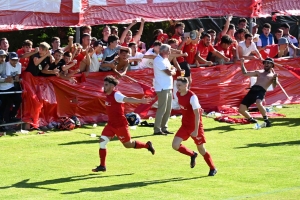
[175,125,206,145]
[102,125,131,143]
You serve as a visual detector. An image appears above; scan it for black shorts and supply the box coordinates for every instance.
[241,85,266,108]
[179,61,191,77]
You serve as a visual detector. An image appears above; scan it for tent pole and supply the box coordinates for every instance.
[75,27,80,43]
[248,17,253,34]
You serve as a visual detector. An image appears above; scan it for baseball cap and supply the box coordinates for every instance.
[278,37,288,45]
[9,52,19,60]
[0,50,7,56]
[251,22,259,28]
[262,58,274,65]
[280,23,290,29]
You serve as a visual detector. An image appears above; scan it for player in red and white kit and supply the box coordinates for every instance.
[172,77,217,176]
[92,75,155,172]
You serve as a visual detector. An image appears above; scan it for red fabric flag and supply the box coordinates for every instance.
[134,82,157,118]
[259,44,278,59]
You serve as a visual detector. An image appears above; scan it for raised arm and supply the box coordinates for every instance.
[133,18,145,43]
[240,58,258,76]
[120,20,138,44]
[33,51,51,66]
[221,15,233,37]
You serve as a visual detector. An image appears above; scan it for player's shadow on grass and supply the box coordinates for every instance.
[59,134,154,145]
[0,173,133,191]
[235,140,300,149]
[204,124,240,133]
[270,118,300,127]
[62,176,206,194]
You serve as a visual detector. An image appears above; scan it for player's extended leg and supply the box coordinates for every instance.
[238,104,252,119]
[122,140,155,155]
[172,136,198,168]
[256,99,271,127]
[196,144,217,176]
[92,136,111,172]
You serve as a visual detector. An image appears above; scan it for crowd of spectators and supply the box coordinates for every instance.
[0,17,300,131]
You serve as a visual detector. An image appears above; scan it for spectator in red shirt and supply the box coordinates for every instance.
[213,35,236,64]
[207,29,217,46]
[81,33,91,50]
[195,33,230,66]
[235,28,248,43]
[183,28,204,67]
[171,22,192,86]
[17,40,37,73]
[120,18,145,47]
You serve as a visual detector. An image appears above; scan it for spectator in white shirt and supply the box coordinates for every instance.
[128,42,144,70]
[153,44,176,135]
[238,33,262,60]
[139,41,162,69]
[90,41,104,72]
[0,52,22,123]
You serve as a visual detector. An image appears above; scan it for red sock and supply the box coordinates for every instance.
[203,152,215,170]
[99,148,107,167]
[135,141,149,149]
[178,144,194,156]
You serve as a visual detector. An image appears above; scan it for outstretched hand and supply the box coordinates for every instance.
[140,96,152,104]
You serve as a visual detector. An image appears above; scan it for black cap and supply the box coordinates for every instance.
[9,52,19,60]
[262,58,274,65]
[280,23,290,29]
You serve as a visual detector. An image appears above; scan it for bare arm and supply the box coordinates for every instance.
[221,15,232,37]
[177,37,187,50]
[120,20,137,44]
[240,58,258,76]
[123,96,151,104]
[33,51,50,66]
[195,51,213,66]
[212,50,230,61]
[162,68,176,76]
[133,18,145,43]
[20,47,39,58]
[41,64,59,75]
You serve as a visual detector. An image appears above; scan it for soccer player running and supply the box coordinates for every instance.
[92,75,155,172]
[172,77,217,176]
[238,58,278,126]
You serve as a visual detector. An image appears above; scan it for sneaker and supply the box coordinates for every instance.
[247,118,257,123]
[265,120,272,127]
[92,165,106,172]
[163,130,174,134]
[146,141,155,155]
[190,151,198,168]
[208,169,217,176]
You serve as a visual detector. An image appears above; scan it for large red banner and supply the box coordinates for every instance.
[21,58,300,128]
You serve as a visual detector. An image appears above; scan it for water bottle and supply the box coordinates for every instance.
[253,123,261,130]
